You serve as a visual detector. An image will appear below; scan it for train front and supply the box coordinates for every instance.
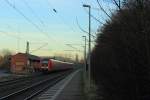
[40,58,51,72]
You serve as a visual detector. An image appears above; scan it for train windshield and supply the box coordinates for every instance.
[41,59,49,66]
[42,61,48,64]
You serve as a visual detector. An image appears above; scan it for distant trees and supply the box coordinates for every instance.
[91,0,150,100]
[0,49,12,70]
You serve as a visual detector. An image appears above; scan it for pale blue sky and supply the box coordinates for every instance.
[0,0,115,58]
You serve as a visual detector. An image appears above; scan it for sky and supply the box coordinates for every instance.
[0,0,116,59]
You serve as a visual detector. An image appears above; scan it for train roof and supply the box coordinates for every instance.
[50,59,74,64]
[41,58,73,64]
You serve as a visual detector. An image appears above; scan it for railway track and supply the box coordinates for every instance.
[0,73,43,87]
[0,73,48,95]
[0,70,72,100]
[0,76,32,87]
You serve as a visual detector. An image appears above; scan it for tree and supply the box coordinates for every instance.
[91,0,150,100]
[0,49,12,70]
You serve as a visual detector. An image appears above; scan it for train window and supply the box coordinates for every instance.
[42,61,48,63]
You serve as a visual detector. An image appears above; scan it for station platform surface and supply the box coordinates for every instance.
[37,69,85,100]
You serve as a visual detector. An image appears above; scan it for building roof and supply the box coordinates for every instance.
[27,54,40,60]
[14,53,40,61]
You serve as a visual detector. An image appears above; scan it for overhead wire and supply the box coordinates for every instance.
[75,17,96,41]
[46,0,96,52]
[4,0,64,45]
[0,20,49,53]
[64,49,83,53]
[83,7,104,25]
[22,0,72,52]
[46,0,77,33]
[81,0,104,25]
[0,29,50,53]
[0,29,44,43]
[80,0,101,40]
[23,0,77,50]
[5,0,50,38]
[4,0,87,54]
[96,0,112,19]
[5,0,69,53]
[30,42,50,53]
[46,0,96,41]
[46,0,86,52]
[0,30,20,39]
[30,43,48,53]
[66,44,83,53]
[22,0,45,26]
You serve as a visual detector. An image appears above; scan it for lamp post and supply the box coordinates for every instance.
[83,4,91,88]
[82,36,87,70]
[82,36,87,82]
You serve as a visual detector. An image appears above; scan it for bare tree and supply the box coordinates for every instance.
[0,49,12,70]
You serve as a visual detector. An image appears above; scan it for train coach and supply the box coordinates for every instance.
[40,58,73,72]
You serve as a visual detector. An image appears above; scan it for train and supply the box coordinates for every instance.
[11,53,74,74]
[40,58,74,72]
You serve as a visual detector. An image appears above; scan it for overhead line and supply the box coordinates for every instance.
[0,30,19,39]
[75,17,96,39]
[66,44,83,52]
[46,0,77,33]
[46,0,94,49]
[5,0,52,40]
[30,43,48,53]
[80,0,104,25]
[22,0,45,26]
[0,30,41,43]
[5,0,68,49]
[96,0,111,19]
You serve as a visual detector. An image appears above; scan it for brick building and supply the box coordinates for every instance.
[11,53,41,74]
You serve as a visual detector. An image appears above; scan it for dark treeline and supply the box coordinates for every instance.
[91,0,150,100]
[0,49,12,70]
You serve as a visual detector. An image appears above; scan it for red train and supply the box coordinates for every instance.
[40,58,73,72]
[11,53,74,74]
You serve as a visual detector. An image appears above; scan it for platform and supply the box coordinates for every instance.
[37,69,85,100]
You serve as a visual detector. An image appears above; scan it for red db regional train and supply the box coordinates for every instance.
[40,58,73,72]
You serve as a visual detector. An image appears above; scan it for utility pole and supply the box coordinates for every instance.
[83,4,91,88]
[75,54,79,63]
[26,41,30,73]
[26,41,29,54]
